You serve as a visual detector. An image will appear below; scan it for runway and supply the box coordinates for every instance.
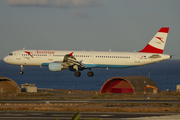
[0,111,179,120]
[1,99,180,104]
[1,99,180,119]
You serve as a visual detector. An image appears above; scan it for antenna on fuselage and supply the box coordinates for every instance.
[23,47,25,50]
[109,49,111,52]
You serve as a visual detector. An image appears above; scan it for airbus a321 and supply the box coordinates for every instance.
[3,27,171,77]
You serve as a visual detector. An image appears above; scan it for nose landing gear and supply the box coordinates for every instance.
[20,65,24,74]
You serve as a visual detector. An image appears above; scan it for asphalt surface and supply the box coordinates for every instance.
[0,111,179,120]
[1,99,180,104]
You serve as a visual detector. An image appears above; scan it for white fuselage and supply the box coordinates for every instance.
[3,27,171,77]
[3,50,171,68]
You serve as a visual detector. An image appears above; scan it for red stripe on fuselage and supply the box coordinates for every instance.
[158,27,169,33]
[139,44,163,54]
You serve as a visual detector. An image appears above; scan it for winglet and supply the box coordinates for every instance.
[139,27,169,54]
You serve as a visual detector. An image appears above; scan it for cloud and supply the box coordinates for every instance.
[176,13,180,17]
[68,9,88,18]
[149,13,159,18]
[123,13,160,19]
[7,0,101,8]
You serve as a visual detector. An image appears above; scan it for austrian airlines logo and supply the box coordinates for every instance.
[24,51,34,58]
[155,36,164,43]
[69,52,74,57]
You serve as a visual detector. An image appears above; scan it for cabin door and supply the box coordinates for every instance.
[135,54,140,63]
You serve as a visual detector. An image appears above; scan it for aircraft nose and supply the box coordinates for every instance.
[3,56,9,63]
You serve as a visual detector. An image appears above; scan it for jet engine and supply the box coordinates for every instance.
[48,62,66,72]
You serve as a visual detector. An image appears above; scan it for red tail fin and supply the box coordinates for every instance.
[139,27,169,54]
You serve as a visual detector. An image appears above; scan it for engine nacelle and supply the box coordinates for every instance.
[48,62,64,72]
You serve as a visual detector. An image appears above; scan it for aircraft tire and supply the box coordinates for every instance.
[87,71,94,77]
[74,71,81,77]
[20,71,23,74]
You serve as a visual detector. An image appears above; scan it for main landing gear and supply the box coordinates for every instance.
[74,71,81,77]
[74,69,94,77]
[87,69,94,77]
[20,65,24,74]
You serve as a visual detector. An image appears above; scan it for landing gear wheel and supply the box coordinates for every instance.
[20,65,24,74]
[74,71,81,77]
[20,71,24,74]
[87,71,94,77]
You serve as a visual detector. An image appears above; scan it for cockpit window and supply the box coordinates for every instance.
[9,53,13,56]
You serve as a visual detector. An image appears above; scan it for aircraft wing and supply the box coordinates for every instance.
[61,53,87,69]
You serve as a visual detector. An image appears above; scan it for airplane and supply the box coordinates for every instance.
[3,27,171,77]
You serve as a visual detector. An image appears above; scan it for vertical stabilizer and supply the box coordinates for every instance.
[139,27,169,54]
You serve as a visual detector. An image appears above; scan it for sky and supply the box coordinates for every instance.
[0,0,180,59]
